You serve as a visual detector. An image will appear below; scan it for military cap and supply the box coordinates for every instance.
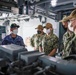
[35,25,43,30]
[44,23,52,29]
[10,23,20,28]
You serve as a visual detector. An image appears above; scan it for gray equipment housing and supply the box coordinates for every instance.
[0,44,27,61]
[19,51,44,65]
[0,58,6,67]
[38,55,76,75]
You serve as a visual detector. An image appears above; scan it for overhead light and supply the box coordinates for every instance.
[2,13,8,17]
[51,0,58,7]
[14,0,18,3]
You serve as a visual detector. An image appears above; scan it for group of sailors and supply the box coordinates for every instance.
[1,9,76,59]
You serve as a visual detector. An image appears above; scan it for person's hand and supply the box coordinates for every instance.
[48,54,51,56]
[34,47,37,50]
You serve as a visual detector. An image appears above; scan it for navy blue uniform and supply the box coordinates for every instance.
[2,34,25,46]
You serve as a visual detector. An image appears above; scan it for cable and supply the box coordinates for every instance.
[34,66,50,75]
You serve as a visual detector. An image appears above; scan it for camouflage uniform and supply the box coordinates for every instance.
[71,35,76,54]
[31,33,45,50]
[41,32,58,55]
[62,31,74,50]
[62,31,75,58]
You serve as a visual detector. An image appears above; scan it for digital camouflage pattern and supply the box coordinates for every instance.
[62,31,75,58]
[62,31,74,50]
[41,32,58,55]
[72,35,76,54]
[31,33,45,50]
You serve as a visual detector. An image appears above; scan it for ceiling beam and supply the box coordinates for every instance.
[30,0,74,7]
[51,3,74,12]
[0,8,11,12]
[30,0,50,6]
[37,11,56,20]
[36,6,56,14]
[57,0,74,6]
[0,1,17,7]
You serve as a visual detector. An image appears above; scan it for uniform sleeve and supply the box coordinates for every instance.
[30,35,35,47]
[1,37,8,45]
[61,34,65,51]
[20,37,25,46]
[39,36,44,47]
[53,36,59,49]
[62,34,65,46]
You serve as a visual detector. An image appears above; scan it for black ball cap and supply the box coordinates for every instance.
[10,23,20,28]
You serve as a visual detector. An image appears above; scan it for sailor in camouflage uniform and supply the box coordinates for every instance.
[64,9,76,58]
[31,25,45,50]
[40,23,58,56]
[59,16,75,58]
